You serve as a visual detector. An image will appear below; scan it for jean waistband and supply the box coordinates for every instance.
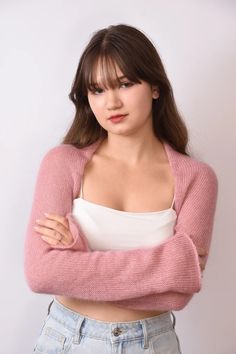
[47,297,176,348]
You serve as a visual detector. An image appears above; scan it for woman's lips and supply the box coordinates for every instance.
[109,114,127,123]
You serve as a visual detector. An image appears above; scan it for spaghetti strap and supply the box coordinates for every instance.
[170,195,175,209]
[79,176,83,198]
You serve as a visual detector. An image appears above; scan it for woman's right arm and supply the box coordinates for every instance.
[24,146,218,304]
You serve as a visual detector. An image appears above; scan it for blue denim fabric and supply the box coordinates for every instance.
[33,297,182,353]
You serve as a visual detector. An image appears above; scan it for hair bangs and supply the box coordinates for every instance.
[83,51,141,94]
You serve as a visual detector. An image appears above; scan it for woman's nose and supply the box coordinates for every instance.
[106,90,122,109]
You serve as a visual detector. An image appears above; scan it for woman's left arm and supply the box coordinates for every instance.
[24,146,218,302]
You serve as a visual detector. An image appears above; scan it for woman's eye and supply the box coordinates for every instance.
[89,82,133,95]
[92,87,103,95]
[120,82,133,88]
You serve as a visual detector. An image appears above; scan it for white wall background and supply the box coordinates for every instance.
[0,1,235,353]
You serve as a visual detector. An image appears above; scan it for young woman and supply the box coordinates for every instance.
[24,24,218,353]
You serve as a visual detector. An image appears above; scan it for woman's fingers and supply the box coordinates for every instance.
[196,247,207,272]
[197,248,207,272]
[197,247,208,257]
[40,235,69,247]
[34,213,73,246]
[188,235,208,257]
[199,259,205,272]
[43,213,69,229]
[41,235,60,246]
[34,225,63,241]
[188,235,207,272]
[34,224,72,246]
[34,219,65,240]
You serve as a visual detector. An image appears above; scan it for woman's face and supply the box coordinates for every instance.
[87,62,159,137]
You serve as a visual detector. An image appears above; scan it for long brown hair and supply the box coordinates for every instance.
[61,23,190,155]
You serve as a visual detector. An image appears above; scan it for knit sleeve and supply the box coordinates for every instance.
[24,147,218,304]
[24,145,91,253]
[111,292,194,311]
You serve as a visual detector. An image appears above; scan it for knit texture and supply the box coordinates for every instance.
[24,138,218,311]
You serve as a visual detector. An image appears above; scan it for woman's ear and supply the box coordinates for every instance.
[152,86,159,99]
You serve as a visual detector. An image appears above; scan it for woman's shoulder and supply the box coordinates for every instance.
[171,146,218,188]
[40,143,95,165]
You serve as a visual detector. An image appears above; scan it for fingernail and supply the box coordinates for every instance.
[44,213,49,216]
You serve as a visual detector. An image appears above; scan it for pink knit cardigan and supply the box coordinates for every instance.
[24,138,218,311]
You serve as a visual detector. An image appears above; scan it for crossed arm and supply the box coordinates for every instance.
[24,146,218,307]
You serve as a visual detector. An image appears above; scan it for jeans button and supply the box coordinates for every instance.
[112,327,123,336]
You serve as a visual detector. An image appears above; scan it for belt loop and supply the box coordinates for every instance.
[140,320,149,349]
[73,316,86,345]
[171,311,176,329]
[47,299,54,315]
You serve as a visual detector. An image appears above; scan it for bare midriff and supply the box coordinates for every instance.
[55,296,167,321]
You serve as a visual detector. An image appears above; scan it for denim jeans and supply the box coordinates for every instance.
[33,297,182,353]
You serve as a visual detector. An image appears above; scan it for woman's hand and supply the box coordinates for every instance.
[34,213,74,246]
[197,247,208,273]
[189,235,208,273]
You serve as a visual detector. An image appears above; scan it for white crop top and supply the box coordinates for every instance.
[71,177,177,251]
